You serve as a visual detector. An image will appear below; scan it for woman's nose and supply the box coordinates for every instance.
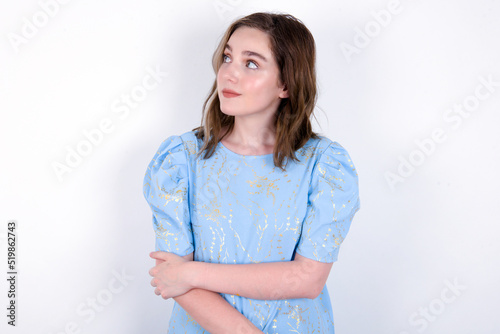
[221,62,239,82]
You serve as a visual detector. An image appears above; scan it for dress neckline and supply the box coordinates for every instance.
[218,141,274,158]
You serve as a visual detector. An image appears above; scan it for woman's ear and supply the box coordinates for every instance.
[279,83,289,99]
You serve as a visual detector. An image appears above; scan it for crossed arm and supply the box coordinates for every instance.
[190,252,332,300]
[150,251,333,332]
[165,253,263,334]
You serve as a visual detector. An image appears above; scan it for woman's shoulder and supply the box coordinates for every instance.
[315,135,353,153]
[149,130,198,157]
[303,135,341,156]
[304,135,357,169]
[177,130,200,156]
[143,133,191,199]
[178,129,198,142]
[146,134,189,168]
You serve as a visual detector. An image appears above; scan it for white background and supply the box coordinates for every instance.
[1,0,499,333]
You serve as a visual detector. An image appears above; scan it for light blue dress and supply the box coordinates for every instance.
[143,129,361,333]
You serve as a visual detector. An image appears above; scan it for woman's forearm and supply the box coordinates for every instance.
[188,260,317,300]
[173,288,263,334]
[160,253,262,333]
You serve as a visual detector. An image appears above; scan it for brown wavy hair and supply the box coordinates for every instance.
[192,11,320,171]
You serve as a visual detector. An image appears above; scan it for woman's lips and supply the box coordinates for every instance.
[222,90,241,98]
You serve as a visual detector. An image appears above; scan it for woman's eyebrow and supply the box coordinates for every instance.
[224,44,268,62]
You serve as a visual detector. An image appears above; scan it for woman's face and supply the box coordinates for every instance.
[217,26,288,120]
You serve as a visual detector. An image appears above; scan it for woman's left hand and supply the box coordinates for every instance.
[148,251,193,299]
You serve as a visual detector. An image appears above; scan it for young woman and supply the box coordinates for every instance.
[144,12,361,333]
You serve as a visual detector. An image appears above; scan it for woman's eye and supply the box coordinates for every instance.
[247,60,258,69]
[222,54,258,69]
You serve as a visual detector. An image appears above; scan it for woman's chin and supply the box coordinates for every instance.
[219,107,239,116]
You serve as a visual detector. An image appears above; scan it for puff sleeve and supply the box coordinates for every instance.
[295,141,361,263]
[143,135,194,257]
